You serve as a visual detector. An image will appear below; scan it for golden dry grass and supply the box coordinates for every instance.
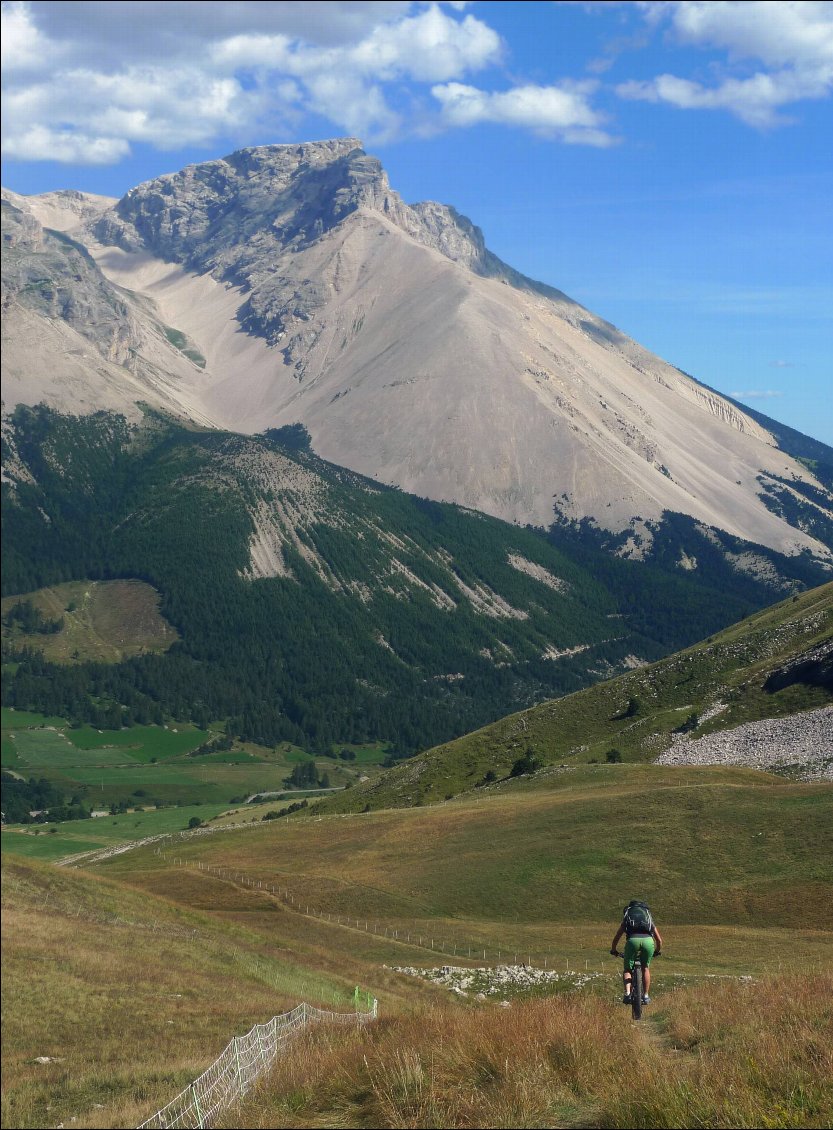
[5,758,832,1129]
[131,766,833,935]
[0,856,362,1130]
[223,974,833,1129]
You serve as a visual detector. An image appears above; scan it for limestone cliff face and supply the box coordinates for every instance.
[2,198,141,367]
[90,139,539,344]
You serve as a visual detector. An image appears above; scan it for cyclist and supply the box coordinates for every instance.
[610,900,663,1004]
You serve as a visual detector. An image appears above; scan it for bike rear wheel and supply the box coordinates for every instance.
[631,963,643,1020]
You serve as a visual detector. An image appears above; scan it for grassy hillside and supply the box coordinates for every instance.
[98,762,833,964]
[1,579,177,663]
[103,759,831,935]
[5,755,832,1128]
[0,854,369,1130]
[316,582,832,814]
[4,405,829,756]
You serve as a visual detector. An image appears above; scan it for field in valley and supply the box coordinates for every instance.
[1,708,388,850]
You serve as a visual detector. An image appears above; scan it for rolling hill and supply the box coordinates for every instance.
[314,581,833,814]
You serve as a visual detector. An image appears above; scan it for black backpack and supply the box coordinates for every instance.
[623,901,653,935]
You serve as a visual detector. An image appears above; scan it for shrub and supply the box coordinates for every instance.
[510,752,540,777]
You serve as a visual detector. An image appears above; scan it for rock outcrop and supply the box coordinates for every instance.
[2,198,141,367]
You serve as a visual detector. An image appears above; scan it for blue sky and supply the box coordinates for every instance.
[3,1,831,443]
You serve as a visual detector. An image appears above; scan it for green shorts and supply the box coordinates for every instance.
[623,934,655,970]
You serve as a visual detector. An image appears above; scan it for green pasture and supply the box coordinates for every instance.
[274,741,389,766]
[1,712,347,808]
[2,708,67,729]
[329,741,391,765]
[2,736,21,769]
[2,716,213,769]
[48,759,302,804]
[66,723,214,760]
[11,728,132,769]
[1,801,230,861]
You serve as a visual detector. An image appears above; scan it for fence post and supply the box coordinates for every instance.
[234,1037,244,1094]
[191,1083,205,1129]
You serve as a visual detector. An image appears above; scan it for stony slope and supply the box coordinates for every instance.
[1,193,218,426]
[3,140,831,561]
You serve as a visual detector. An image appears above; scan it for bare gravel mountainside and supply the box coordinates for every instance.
[3,139,832,561]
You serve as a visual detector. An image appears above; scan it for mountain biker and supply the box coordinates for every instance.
[610,900,663,1004]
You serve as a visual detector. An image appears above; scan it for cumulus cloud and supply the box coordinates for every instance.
[0,1,506,161]
[0,0,612,164]
[2,59,263,157]
[1,124,130,164]
[432,81,615,145]
[619,1,833,126]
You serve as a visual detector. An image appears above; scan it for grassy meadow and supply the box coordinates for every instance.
[2,756,832,1128]
[1,580,178,664]
[102,763,833,945]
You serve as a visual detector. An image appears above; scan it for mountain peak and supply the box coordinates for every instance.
[95,137,501,281]
[4,141,832,563]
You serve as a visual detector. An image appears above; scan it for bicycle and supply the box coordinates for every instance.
[612,948,660,1021]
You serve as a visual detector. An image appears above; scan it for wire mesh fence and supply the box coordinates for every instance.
[137,998,377,1129]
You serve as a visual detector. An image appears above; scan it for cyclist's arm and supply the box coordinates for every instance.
[610,922,625,952]
[652,925,663,951]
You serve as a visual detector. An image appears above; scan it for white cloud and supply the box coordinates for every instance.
[1,124,130,164]
[210,5,502,137]
[432,81,615,144]
[21,2,415,57]
[0,0,53,70]
[621,1,833,126]
[2,64,262,158]
[0,1,608,164]
[213,6,499,82]
[658,0,833,70]
[349,5,500,82]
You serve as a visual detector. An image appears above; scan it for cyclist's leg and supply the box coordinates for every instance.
[638,936,656,997]
[622,937,638,998]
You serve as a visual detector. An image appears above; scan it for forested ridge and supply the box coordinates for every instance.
[2,405,829,755]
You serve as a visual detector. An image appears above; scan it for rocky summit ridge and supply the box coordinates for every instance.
[2,139,832,563]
